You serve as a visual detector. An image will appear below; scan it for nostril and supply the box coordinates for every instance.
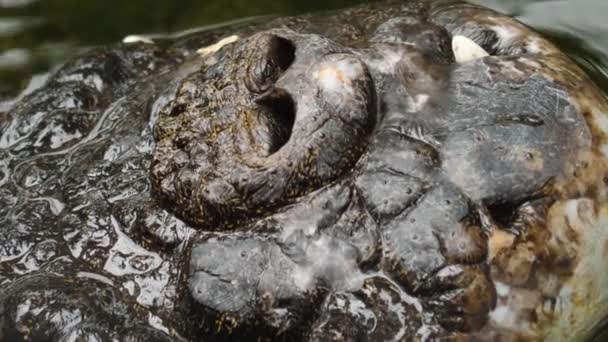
[247,34,296,94]
[267,35,296,72]
[256,88,296,155]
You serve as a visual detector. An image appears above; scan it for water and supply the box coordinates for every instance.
[1,0,607,339]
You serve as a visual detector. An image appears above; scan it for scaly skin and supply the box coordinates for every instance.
[1,1,607,341]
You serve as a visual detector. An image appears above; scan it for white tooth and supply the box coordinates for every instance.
[452,35,489,63]
[122,35,154,44]
[197,35,240,55]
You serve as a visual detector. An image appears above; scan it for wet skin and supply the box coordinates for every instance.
[0,0,606,341]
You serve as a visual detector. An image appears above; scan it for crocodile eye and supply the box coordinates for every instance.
[246,34,296,94]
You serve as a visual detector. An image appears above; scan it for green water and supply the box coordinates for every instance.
[0,0,607,339]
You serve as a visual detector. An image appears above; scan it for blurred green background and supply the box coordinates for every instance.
[1,0,607,101]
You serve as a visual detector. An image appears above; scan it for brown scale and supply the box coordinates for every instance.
[440,214,488,265]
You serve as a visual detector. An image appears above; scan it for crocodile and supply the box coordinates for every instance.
[1,0,608,340]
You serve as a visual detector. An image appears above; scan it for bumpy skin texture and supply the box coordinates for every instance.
[0,0,603,341]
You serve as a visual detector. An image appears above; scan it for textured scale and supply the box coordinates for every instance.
[1,1,607,341]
